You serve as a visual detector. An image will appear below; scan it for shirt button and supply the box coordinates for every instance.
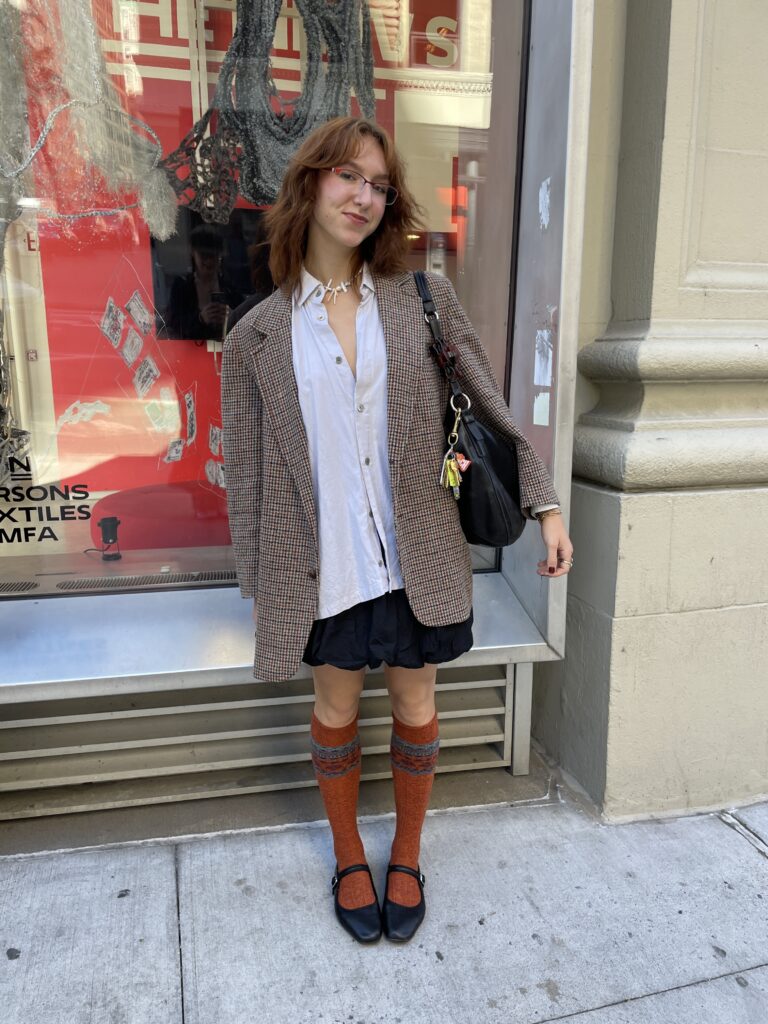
[369,510,374,518]
[364,457,370,465]
[357,403,365,412]
[307,569,317,580]
[378,560,383,567]
[317,314,325,321]
[315,289,322,298]
[335,356,342,364]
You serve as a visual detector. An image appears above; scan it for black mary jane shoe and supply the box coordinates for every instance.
[381,864,426,943]
[331,863,382,944]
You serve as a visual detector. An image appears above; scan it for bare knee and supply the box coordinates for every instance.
[384,665,437,726]
[389,695,435,726]
[312,665,365,727]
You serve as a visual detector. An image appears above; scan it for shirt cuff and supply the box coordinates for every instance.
[530,502,560,515]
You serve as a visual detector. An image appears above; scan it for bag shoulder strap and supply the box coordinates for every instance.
[413,271,464,399]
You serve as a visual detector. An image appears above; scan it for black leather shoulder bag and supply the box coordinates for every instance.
[413,270,526,548]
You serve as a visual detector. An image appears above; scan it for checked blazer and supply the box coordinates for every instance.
[220,268,559,682]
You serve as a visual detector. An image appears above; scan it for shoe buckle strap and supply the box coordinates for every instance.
[331,862,370,893]
[388,863,426,887]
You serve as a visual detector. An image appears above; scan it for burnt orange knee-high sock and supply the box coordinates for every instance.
[387,711,440,907]
[310,710,375,911]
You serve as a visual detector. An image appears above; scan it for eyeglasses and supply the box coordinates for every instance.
[328,166,398,206]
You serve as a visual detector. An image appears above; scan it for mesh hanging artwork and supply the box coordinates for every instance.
[162,0,377,223]
[0,0,28,244]
[0,0,179,484]
[0,0,177,242]
[0,0,31,484]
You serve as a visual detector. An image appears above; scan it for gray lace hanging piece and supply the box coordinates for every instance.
[0,0,31,486]
[161,0,376,222]
[0,0,177,239]
[161,107,241,225]
[0,0,28,242]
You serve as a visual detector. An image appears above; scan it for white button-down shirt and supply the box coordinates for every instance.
[292,263,405,619]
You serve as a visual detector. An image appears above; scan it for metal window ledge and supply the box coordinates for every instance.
[1,572,556,702]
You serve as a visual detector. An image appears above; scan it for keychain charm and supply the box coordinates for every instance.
[439,393,472,499]
[454,451,471,473]
[439,447,463,499]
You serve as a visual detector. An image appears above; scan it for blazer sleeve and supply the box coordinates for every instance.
[430,273,560,519]
[220,326,262,598]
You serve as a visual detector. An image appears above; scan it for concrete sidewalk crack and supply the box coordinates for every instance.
[174,844,186,1024]
[526,961,768,1023]
[718,810,768,860]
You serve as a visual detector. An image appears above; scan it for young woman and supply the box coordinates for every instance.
[220,116,573,946]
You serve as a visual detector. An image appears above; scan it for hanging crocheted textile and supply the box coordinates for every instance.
[162,0,376,223]
[0,1,31,484]
[0,0,28,252]
[0,0,178,242]
[1,0,178,484]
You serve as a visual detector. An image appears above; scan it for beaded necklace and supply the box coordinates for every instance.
[321,269,362,304]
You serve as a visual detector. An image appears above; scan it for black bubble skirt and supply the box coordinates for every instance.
[302,587,474,671]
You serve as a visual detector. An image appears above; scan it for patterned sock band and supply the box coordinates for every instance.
[310,712,361,779]
[390,713,440,776]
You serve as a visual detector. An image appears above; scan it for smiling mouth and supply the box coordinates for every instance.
[344,213,367,225]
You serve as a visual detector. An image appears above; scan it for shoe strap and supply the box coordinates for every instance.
[331,862,372,893]
[387,863,425,887]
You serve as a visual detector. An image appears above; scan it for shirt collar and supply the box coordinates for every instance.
[296,263,374,307]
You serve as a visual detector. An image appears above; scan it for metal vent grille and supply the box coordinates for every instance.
[0,663,522,820]
[0,580,39,594]
[57,570,237,591]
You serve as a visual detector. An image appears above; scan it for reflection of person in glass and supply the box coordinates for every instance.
[163,226,242,339]
[226,230,275,332]
[221,117,573,947]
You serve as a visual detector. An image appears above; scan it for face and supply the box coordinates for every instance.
[192,248,220,276]
[310,134,390,253]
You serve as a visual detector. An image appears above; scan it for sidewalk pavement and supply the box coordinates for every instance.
[1,775,767,1024]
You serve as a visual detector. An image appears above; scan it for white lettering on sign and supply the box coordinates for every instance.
[425,17,458,67]
[369,5,415,64]
[112,0,173,39]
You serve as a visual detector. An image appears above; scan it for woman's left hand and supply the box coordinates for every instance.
[535,513,574,577]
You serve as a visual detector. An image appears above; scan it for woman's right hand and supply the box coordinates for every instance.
[200,302,228,327]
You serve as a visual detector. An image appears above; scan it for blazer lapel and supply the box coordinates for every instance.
[373,269,424,497]
[244,269,422,538]
[248,290,318,547]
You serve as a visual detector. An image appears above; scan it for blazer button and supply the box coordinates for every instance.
[307,569,317,580]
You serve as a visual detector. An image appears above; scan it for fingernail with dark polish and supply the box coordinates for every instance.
[549,567,555,574]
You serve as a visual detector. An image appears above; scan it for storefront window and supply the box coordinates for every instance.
[0,0,523,596]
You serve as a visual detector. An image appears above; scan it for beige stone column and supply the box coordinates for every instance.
[533,0,768,820]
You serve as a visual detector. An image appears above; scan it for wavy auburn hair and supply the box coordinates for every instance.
[263,116,426,298]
